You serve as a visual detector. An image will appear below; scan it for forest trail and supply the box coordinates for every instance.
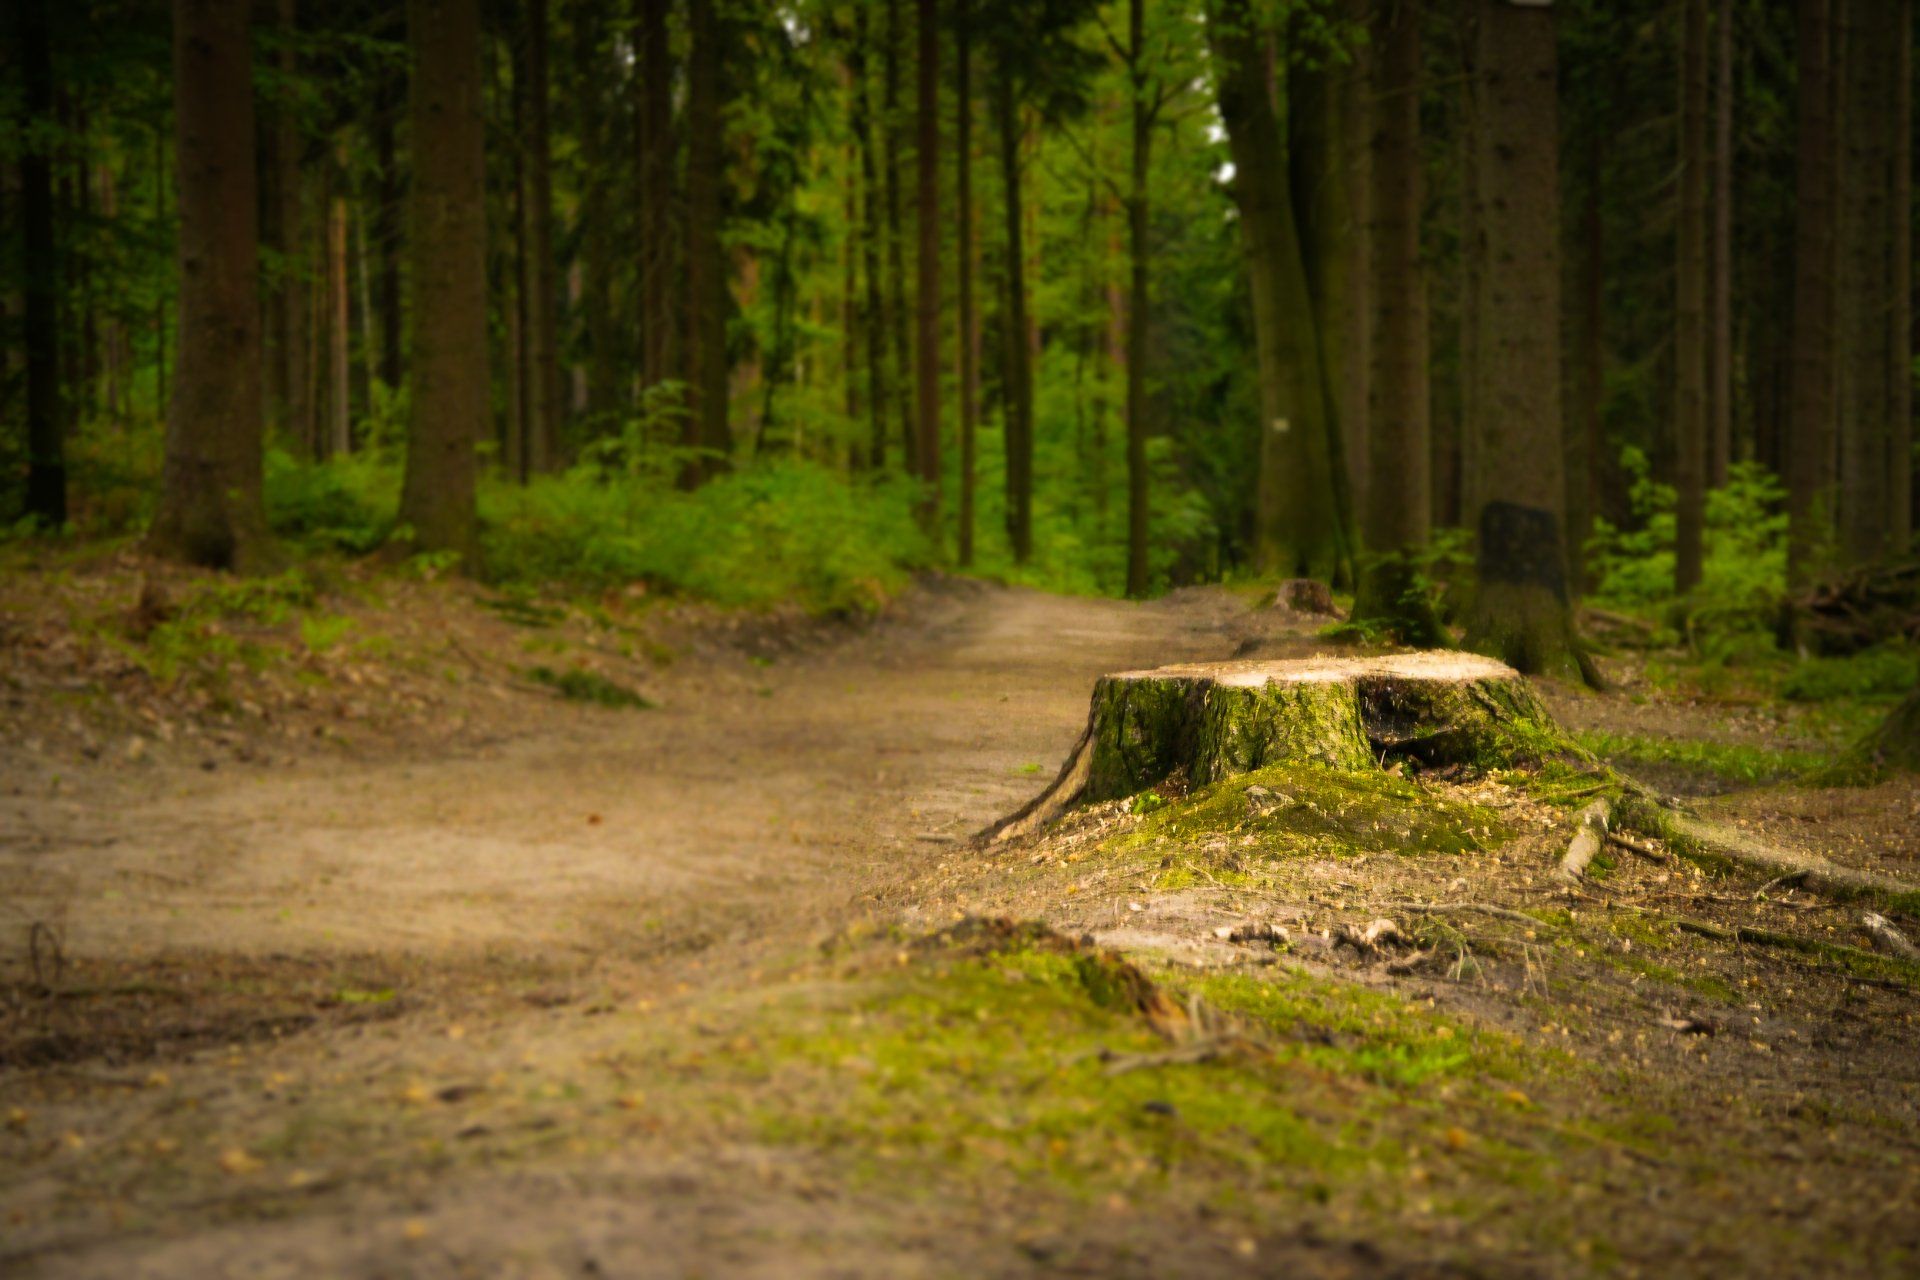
[4,583,1267,966]
[1,582,1329,1279]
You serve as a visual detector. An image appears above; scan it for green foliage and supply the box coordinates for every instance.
[523,665,654,710]
[1779,645,1919,702]
[263,448,397,553]
[1573,729,1826,785]
[1587,450,1788,644]
[480,459,930,613]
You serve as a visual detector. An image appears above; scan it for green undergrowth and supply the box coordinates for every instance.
[522,664,654,709]
[1101,764,1511,889]
[1573,729,1827,787]
[656,922,1590,1211]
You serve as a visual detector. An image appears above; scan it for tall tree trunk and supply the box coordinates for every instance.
[956,0,977,564]
[1459,0,1596,685]
[682,0,730,487]
[1836,0,1898,564]
[1890,0,1913,548]
[1788,0,1838,585]
[517,0,560,473]
[374,68,405,391]
[636,0,675,391]
[1454,6,1480,527]
[995,69,1033,563]
[1350,0,1442,642]
[851,6,890,470]
[398,0,486,560]
[150,0,271,570]
[574,3,616,420]
[1208,2,1345,580]
[17,0,64,527]
[1123,0,1151,599]
[885,0,916,475]
[1709,0,1734,485]
[915,0,941,535]
[327,165,351,457]
[1569,132,1604,597]
[1675,0,1709,593]
[276,1,312,456]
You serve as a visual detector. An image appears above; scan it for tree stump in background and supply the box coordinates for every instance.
[1273,578,1339,616]
[986,653,1571,843]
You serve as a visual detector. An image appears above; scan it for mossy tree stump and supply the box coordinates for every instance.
[987,653,1576,842]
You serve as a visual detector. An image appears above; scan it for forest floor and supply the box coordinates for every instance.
[1,547,1917,1278]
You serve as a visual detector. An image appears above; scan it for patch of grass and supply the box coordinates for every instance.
[1779,645,1918,703]
[1573,729,1826,785]
[524,665,654,709]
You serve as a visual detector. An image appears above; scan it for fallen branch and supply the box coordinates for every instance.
[1607,830,1667,863]
[1558,799,1612,882]
[1862,912,1920,959]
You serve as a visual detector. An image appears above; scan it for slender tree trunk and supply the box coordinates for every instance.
[574,4,616,421]
[398,0,486,560]
[1569,132,1604,597]
[374,69,404,391]
[1459,0,1596,685]
[996,69,1033,563]
[1208,3,1345,580]
[327,168,351,456]
[515,0,560,473]
[1350,0,1442,642]
[1789,0,1838,585]
[1709,0,1735,484]
[851,7,890,470]
[18,0,64,527]
[1455,6,1480,527]
[636,0,675,391]
[1836,0,1898,564]
[885,0,916,475]
[956,0,977,564]
[683,0,730,487]
[1123,0,1151,599]
[1890,0,1913,547]
[277,3,312,456]
[1676,0,1709,593]
[150,0,271,570]
[915,0,941,535]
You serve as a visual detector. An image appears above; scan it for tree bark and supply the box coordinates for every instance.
[636,0,675,392]
[573,2,616,421]
[1709,0,1735,486]
[682,0,731,487]
[1124,0,1151,599]
[1350,0,1442,644]
[374,67,405,391]
[1567,131,1603,598]
[17,0,64,528]
[885,0,916,475]
[1209,3,1346,581]
[327,165,351,457]
[1675,0,1709,593]
[398,0,486,561]
[1788,0,1838,585]
[516,0,560,473]
[149,0,271,569]
[1889,0,1913,549]
[956,0,977,564]
[915,0,941,535]
[1459,0,1596,685]
[996,68,1033,563]
[851,6,890,471]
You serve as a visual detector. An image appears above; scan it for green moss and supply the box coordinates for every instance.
[523,665,654,709]
[1106,764,1511,874]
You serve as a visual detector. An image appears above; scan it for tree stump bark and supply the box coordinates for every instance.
[986,652,1570,843]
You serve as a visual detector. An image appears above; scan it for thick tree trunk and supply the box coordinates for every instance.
[1124,0,1151,599]
[1788,0,1838,585]
[636,0,675,392]
[1350,0,1442,645]
[398,0,486,561]
[1675,0,1709,593]
[1890,0,1913,548]
[17,0,64,528]
[683,0,731,488]
[1209,3,1345,581]
[956,0,977,564]
[996,70,1033,563]
[1459,0,1596,685]
[149,0,272,571]
[915,0,941,534]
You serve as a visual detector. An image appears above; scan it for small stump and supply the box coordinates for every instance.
[987,652,1570,843]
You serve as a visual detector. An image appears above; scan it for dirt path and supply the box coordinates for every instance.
[2,582,1300,1277]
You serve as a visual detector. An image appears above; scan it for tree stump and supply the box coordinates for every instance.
[986,652,1572,843]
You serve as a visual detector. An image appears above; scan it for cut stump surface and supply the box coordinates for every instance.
[987,652,1572,844]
